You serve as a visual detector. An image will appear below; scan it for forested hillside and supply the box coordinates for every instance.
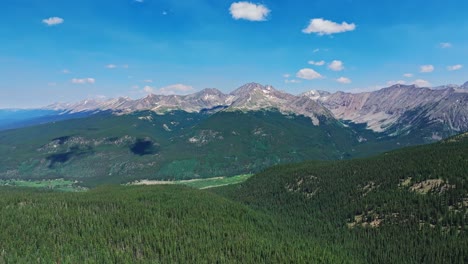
[0,110,415,186]
[0,185,354,263]
[214,133,468,263]
[0,133,466,263]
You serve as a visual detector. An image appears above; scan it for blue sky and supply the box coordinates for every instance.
[1,0,467,108]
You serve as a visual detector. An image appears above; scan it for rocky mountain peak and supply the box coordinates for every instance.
[320,82,468,133]
[385,84,418,90]
[198,88,223,94]
[461,81,468,89]
[192,88,226,98]
[230,83,276,96]
[43,81,468,130]
[144,93,158,100]
[301,90,332,101]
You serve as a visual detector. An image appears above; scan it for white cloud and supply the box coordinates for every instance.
[285,79,301,84]
[296,68,323,80]
[413,79,431,87]
[71,78,95,84]
[308,60,325,66]
[403,73,413,78]
[42,17,64,26]
[336,77,351,84]
[328,60,344,71]
[302,18,356,35]
[158,84,194,95]
[313,48,320,53]
[105,64,128,69]
[387,80,406,86]
[440,42,452,48]
[143,86,154,93]
[229,2,270,21]
[62,69,71,74]
[143,79,153,83]
[420,65,434,73]
[282,74,291,78]
[447,64,463,71]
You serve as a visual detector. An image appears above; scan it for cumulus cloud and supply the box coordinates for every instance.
[143,86,155,93]
[336,77,351,84]
[105,64,128,69]
[403,73,413,78]
[42,17,64,26]
[420,65,434,73]
[328,60,344,71]
[447,64,463,71]
[413,79,431,87]
[285,79,301,84]
[302,18,356,35]
[308,60,325,66]
[440,42,452,48]
[229,2,270,21]
[158,84,194,95]
[296,68,323,80]
[71,78,95,84]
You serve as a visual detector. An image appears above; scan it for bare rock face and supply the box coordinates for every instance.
[300,90,331,101]
[305,83,468,134]
[228,83,296,110]
[226,83,332,125]
[461,81,468,89]
[45,83,334,125]
[44,81,468,134]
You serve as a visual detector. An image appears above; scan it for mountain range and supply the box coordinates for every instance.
[0,82,466,186]
[46,81,468,138]
[310,83,468,138]
[47,83,332,125]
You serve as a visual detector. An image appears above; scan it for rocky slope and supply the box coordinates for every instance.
[45,82,468,136]
[46,83,333,125]
[303,84,468,136]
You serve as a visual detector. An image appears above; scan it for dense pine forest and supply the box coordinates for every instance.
[214,133,468,263]
[0,185,349,263]
[0,133,467,263]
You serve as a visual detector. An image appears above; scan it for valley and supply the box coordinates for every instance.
[2,1,467,262]
[0,84,466,263]
[1,83,466,186]
[0,133,466,263]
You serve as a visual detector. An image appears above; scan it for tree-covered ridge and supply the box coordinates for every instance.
[0,133,467,263]
[0,185,354,263]
[0,110,418,186]
[214,133,468,263]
